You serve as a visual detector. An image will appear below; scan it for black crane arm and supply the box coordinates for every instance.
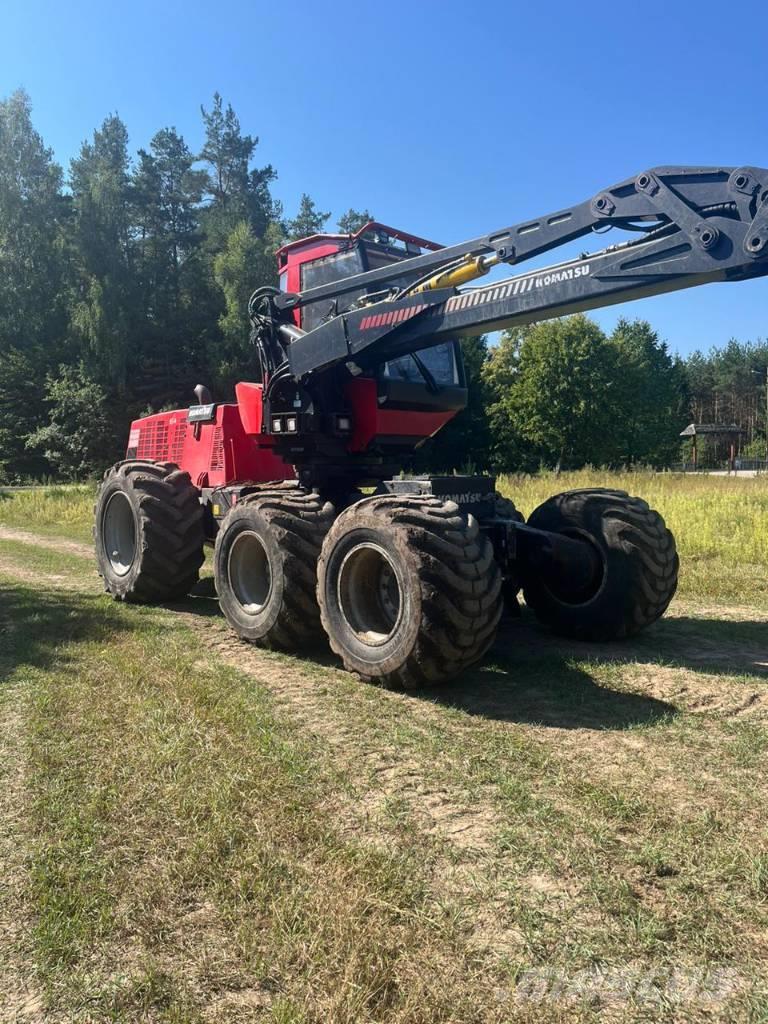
[282,165,768,379]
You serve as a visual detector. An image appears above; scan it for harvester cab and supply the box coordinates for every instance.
[269,222,468,486]
[96,165,768,689]
[278,221,439,330]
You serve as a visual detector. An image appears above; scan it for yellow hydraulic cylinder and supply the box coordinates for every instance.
[411,253,500,293]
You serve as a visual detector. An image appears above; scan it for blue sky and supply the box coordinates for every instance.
[2,0,766,356]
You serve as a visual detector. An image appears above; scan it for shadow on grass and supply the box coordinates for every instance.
[173,584,768,730]
[177,588,677,730]
[431,655,678,730]
[0,582,132,682]
[430,609,767,727]
[649,615,768,676]
[507,611,768,679]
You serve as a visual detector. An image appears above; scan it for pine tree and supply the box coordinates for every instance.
[69,114,137,388]
[132,127,209,395]
[213,220,283,388]
[199,93,277,244]
[0,90,68,478]
[286,193,330,240]
[337,208,373,234]
[0,89,66,353]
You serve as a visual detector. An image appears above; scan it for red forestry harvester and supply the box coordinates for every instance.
[95,167,768,686]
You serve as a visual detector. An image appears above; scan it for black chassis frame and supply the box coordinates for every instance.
[201,475,600,597]
[373,476,599,595]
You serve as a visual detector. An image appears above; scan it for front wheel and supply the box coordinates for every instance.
[317,495,503,688]
[521,488,678,640]
[94,460,205,602]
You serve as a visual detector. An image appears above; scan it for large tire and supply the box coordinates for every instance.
[522,488,678,640]
[214,487,334,650]
[317,494,503,689]
[493,493,524,524]
[95,460,205,602]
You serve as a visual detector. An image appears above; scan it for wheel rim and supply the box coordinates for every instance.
[542,528,606,605]
[337,543,402,645]
[102,491,136,576]
[228,530,273,614]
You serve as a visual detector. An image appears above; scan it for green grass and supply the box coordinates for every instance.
[0,474,767,1021]
[4,578,499,1022]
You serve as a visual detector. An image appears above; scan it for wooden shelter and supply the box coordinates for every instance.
[679,423,745,468]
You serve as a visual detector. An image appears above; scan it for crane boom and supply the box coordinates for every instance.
[278,165,768,378]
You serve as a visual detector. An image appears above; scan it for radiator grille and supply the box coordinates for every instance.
[169,420,187,464]
[210,427,225,471]
[136,420,168,460]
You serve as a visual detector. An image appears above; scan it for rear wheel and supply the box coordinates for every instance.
[522,488,678,640]
[214,487,334,650]
[317,495,502,688]
[94,460,205,602]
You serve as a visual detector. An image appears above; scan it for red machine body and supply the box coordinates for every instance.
[127,222,461,486]
[126,384,293,488]
[343,377,455,453]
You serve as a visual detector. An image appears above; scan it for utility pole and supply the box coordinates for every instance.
[752,367,768,470]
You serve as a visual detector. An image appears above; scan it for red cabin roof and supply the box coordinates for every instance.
[276,221,443,263]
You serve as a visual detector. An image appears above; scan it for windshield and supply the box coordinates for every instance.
[301,249,366,330]
[381,342,460,388]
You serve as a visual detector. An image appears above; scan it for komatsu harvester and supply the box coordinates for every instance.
[95,166,768,686]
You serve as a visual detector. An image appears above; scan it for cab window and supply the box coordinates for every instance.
[382,342,460,387]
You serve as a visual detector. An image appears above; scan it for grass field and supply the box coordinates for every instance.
[0,472,766,1022]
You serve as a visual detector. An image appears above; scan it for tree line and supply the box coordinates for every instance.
[0,89,765,480]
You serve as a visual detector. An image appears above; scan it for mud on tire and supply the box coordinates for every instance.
[95,460,205,602]
[317,494,503,689]
[522,488,679,640]
[214,487,334,650]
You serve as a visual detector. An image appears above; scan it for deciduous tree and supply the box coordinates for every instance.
[608,318,688,465]
[488,316,619,470]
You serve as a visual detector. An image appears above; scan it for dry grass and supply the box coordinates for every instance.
[0,475,767,1022]
[0,484,95,544]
